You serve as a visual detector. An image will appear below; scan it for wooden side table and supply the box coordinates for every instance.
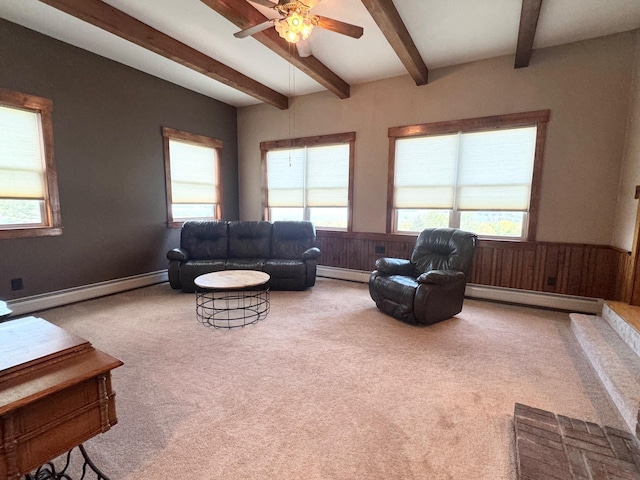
[194,270,270,329]
[0,316,123,479]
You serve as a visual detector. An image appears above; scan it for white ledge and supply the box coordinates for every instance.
[5,270,169,317]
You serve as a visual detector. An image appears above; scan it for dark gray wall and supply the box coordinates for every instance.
[0,19,239,299]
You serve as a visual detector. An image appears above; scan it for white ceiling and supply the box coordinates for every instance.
[2,0,640,108]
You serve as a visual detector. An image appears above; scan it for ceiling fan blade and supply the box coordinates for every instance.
[234,20,275,39]
[248,0,278,7]
[296,38,312,57]
[315,16,363,39]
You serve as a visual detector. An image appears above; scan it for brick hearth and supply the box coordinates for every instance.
[514,403,640,479]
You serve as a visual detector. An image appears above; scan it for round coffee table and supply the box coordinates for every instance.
[194,270,270,329]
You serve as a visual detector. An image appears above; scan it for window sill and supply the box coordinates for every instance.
[316,227,348,233]
[168,219,224,228]
[0,227,63,240]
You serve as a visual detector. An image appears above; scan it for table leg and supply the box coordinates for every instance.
[196,286,270,328]
[24,444,110,480]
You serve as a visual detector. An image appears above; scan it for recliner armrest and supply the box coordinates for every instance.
[302,247,321,260]
[416,270,465,286]
[167,247,189,262]
[375,258,415,276]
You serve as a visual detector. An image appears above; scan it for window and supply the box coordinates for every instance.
[388,111,549,241]
[162,127,222,227]
[261,132,355,231]
[0,88,62,239]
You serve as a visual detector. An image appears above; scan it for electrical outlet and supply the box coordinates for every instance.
[11,278,23,291]
[375,245,386,254]
[547,276,557,287]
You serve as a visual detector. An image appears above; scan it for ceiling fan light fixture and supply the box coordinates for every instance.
[274,8,317,44]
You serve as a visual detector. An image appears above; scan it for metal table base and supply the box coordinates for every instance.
[196,286,270,329]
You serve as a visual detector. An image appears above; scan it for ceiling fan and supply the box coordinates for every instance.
[234,0,364,57]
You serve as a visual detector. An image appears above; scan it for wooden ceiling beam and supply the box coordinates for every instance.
[515,0,543,69]
[37,0,289,109]
[360,0,428,86]
[201,0,351,100]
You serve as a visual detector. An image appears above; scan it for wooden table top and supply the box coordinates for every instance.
[0,316,123,416]
[0,316,89,376]
[195,270,270,290]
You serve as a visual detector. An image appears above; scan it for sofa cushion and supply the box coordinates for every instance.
[270,221,316,259]
[228,221,272,258]
[178,259,227,293]
[225,258,266,271]
[181,221,229,260]
[264,259,307,291]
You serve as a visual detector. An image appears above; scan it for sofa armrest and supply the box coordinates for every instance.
[302,247,321,260]
[374,258,414,276]
[416,270,465,286]
[167,247,189,262]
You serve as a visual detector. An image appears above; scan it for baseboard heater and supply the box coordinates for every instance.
[317,266,603,314]
[5,267,602,318]
[5,270,169,317]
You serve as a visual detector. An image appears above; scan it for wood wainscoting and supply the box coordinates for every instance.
[316,231,631,301]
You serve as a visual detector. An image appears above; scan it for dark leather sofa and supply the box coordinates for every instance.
[369,228,477,325]
[167,220,321,293]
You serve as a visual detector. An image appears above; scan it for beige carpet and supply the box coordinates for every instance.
[34,278,624,479]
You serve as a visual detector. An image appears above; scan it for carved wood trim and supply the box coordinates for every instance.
[98,375,110,433]
[346,134,356,233]
[162,127,223,149]
[388,110,551,138]
[527,116,548,241]
[1,413,18,479]
[260,132,356,150]
[386,136,397,234]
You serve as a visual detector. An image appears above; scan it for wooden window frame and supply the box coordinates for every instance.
[0,88,62,239]
[162,127,223,228]
[260,132,356,232]
[387,110,550,241]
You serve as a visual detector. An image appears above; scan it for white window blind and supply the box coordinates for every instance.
[169,139,217,204]
[394,126,537,211]
[266,149,305,207]
[306,145,349,207]
[395,134,457,209]
[0,105,46,200]
[267,144,349,208]
[457,127,537,210]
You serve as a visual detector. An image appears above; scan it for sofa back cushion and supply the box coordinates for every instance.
[181,221,229,260]
[410,228,477,276]
[271,221,316,259]
[228,221,272,258]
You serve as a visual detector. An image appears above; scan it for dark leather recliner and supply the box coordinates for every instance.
[369,228,478,325]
